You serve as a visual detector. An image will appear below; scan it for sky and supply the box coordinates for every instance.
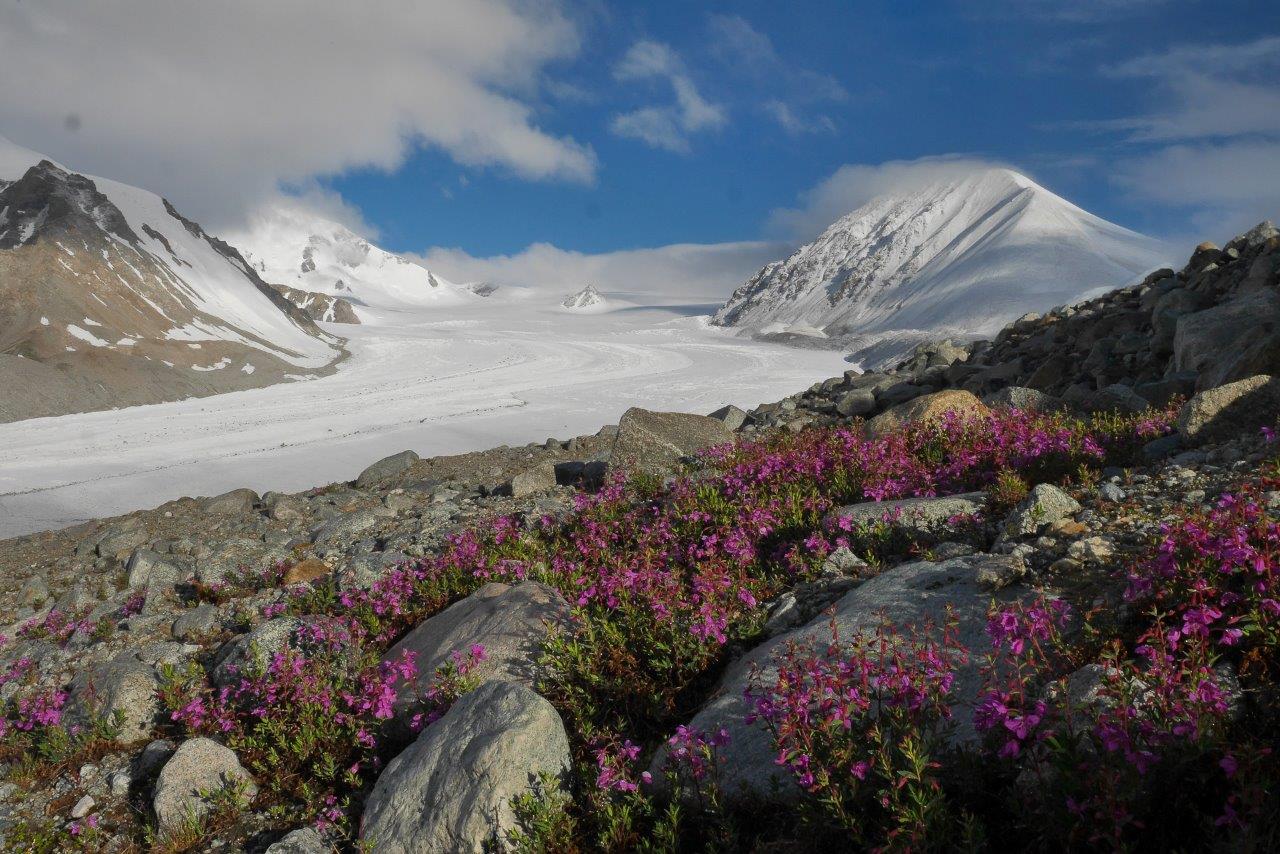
[2,0,1279,292]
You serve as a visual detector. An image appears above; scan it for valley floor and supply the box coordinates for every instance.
[0,293,849,538]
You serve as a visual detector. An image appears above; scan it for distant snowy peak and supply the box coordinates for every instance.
[714,168,1168,348]
[229,206,472,318]
[562,284,606,310]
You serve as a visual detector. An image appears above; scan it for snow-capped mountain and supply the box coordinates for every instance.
[228,205,476,321]
[0,135,344,422]
[714,168,1168,362]
[561,284,606,310]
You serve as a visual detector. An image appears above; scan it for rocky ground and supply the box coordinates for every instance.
[0,223,1277,852]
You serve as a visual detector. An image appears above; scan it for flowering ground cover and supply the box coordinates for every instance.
[4,403,1277,851]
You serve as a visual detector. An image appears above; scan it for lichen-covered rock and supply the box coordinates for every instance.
[152,738,256,836]
[864,389,987,438]
[212,617,301,686]
[66,654,159,742]
[611,407,733,473]
[1001,484,1081,538]
[360,681,570,853]
[826,492,985,537]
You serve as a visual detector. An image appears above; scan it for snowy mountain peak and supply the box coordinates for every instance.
[228,205,471,319]
[562,284,606,310]
[713,167,1168,359]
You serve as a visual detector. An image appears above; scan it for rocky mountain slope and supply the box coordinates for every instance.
[0,137,345,423]
[228,205,479,320]
[0,222,1277,852]
[714,168,1167,365]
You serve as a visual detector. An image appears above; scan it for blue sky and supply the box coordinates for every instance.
[2,0,1279,289]
[325,0,1280,256]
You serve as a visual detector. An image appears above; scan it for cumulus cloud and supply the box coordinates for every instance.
[707,15,846,136]
[767,155,1015,240]
[610,41,726,153]
[416,239,785,301]
[0,0,596,228]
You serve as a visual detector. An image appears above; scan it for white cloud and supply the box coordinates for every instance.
[1092,37,1280,237]
[707,15,846,135]
[767,155,1015,240]
[0,0,596,228]
[610,41,726,153]
[416,239,785,302]
[1114,140,1280,240]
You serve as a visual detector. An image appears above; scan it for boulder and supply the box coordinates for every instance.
[1085,384,1150,414]
[655,555,1034,799]
[356,450,420,489]
[981,386,1064,412]
[381,581,569,727]
[610,407,733,474]
[507,463,557,498]
[194,538,290,586]
[311,507,394,549]
[94,520,150,560]
[865,389,988,438]
[66,655,159,742]
[1001,484,1081,538]
[172,604,220,641]
[835,389,877,418]
[1173,290,1280,390]
[125,548,182,589]
[360,681,571,854]
[203,488,259,516]
[708,404,748,431]
[1177,375,1280,445]
[212,617,301,686]
[152,738,256,836]
[826,492,985,537]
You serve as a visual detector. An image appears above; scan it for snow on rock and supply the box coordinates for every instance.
[561,284,606,310]
[714,168,1168,364]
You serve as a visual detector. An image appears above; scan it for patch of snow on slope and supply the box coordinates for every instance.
[66,324,110,347]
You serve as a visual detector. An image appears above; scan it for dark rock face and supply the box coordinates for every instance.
[0,161,139,249]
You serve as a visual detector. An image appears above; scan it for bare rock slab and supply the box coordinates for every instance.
[381,581,569,726]
[659,555,1034,800]
[865,389,987,438]
[610,407,733,474]
[360,681,570,854]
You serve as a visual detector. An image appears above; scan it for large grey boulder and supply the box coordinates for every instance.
[265,827,328,853]
[1178,375,1280,445]
[194,538,291,586]
[356,450,420,489]
[360,681,571,853]
[1173,290,1280,390]
[381,582,569,727]
[835,389,877,418]
[826,492,986,537]
[655,555,1033,800]
[153,738,257,836]
[708,404,748,431]
[66,655,159,742]
[311,507,395,549]
[611,407,733,474]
